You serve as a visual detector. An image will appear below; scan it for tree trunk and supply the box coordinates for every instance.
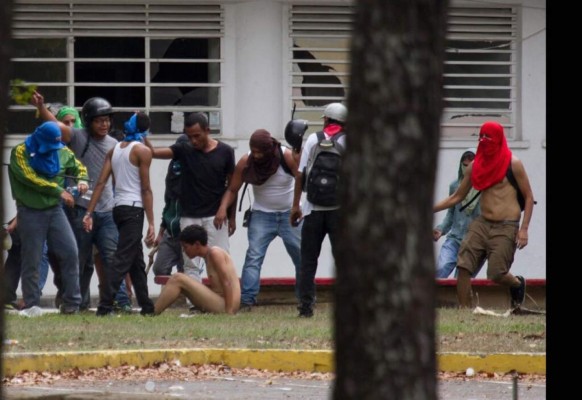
[0,0,14,389]
[333,1,448,399]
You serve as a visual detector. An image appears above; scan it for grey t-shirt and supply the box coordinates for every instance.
[69,128,117,212]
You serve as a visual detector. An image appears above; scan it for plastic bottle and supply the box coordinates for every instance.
[66,186,79,197]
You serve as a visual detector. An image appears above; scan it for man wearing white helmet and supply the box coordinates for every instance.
[290,102,347,317]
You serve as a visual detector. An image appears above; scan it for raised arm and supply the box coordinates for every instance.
[29,90,73,143]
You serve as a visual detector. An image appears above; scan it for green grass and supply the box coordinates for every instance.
[4,304,545,354]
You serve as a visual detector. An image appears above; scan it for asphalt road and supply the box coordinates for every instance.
[3,376,547,399]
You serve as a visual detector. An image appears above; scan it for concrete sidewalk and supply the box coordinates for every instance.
[3,348,546,376]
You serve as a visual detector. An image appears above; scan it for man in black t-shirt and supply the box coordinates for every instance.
[145,112,236,281]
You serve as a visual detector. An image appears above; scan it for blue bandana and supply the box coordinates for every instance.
[123,113,148,142]
[24,122,64,178]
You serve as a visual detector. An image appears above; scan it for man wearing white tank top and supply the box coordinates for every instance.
[215,129,302,311]
[83,112,156,316]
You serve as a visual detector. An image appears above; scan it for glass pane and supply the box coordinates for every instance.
[74,87,145,108]
[151,62,220,84]
[9,62,66,81]
[150,111,221,135]
[12,38,66,58]
[151,86,219,107]
[7,110,41,134]
[150,38,219,59]
[75,62,144,83]
[74,37,144,58]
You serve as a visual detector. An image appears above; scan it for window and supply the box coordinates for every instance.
[9,1,224,135]
[289,4,519,140]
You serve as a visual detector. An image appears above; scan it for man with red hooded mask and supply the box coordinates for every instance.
[434,121,535,309]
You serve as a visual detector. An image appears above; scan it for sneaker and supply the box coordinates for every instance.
[509,275,526,308]
[238,303,253,313]
[59,305,79,315]
[118,304,133,314]
[297,305,313,318]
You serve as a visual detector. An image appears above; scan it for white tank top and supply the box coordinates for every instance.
[251,147,295,212]
[112,141,143,208]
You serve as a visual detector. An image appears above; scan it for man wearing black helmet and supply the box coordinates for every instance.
[30,91,132,313]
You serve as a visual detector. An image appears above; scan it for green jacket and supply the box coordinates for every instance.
[9,143,89,210]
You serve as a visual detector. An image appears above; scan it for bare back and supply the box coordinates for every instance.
[205,246,241,311]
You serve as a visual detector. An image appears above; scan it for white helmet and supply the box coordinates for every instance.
[321,103,347,123]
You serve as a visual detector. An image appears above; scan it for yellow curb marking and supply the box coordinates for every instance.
[2,349,544,377]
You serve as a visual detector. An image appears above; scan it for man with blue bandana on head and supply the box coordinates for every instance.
[82,112,156,316]
[8,121,89,314]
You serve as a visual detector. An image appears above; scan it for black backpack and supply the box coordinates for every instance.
[304,131,345,207]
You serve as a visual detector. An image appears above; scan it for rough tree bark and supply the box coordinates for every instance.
[0,0,14,390]
[333,1,448,399]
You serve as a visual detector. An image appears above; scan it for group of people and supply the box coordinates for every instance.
[2,89,534,316]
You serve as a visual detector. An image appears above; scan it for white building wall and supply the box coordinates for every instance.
[2,0,545,298]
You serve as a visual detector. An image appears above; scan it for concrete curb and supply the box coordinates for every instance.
[2,349,545,376]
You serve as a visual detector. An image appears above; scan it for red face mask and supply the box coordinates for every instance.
[471,121,512,190]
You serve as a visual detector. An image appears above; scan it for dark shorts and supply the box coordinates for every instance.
[457,215,518,279]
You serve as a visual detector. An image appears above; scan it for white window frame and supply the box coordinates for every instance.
[9,0,224,135]
[288,2,520,140]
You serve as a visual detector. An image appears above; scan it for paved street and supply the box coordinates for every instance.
[3,375,546,399]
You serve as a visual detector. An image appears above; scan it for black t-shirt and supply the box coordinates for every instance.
[170,140,235,218]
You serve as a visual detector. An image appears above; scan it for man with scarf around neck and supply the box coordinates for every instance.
[30,91,133,312]
[215,129,302,311]
[82,112,156,316]
[144,112,236,283]
[290,102,347,318]
[434,121,535,309]
[433,148,483,279]
[8,121,89,313]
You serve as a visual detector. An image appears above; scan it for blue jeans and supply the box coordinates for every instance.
[65,206,130,308]
[17,205,81,310]
[436,237,482,279]
[240,210,302,305]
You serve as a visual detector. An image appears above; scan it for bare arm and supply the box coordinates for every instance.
[434,163,474,213]
[142,136,175,159]
[290,169,304,227]
[209,248,238,315]
[82,149,114,231]
[135,144,155,247]
[29,90,73,143]
[215,155,246,229]
[512,157,534,249]
[284,147,301,178]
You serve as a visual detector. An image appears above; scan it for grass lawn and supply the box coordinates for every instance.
[4,303,545,354]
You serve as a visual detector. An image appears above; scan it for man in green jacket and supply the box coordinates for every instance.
[9,121,89,314]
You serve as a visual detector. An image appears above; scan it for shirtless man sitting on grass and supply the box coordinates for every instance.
[154,224,241,315]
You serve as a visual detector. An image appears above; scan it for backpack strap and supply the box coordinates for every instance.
[238,182,249,212]
[459,191,481,212]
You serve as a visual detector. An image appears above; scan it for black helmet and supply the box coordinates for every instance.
[284,119,308,152]
[81,97,113,126]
